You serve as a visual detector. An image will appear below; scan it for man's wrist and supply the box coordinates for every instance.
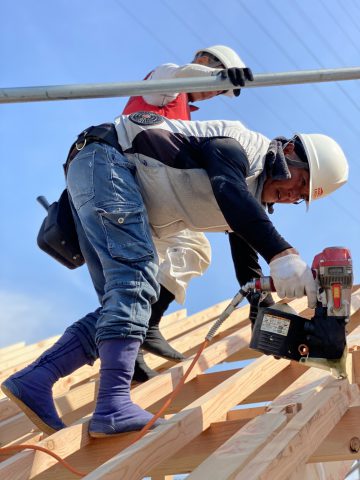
[270,248,299,263]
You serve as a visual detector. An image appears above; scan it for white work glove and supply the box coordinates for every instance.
[269,254,317,308]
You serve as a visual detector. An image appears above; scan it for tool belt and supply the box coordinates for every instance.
[64,122,122,175]
[38,123,122,269]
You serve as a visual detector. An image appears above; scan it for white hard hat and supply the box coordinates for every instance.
[195,45,246,69]
[295,133,349,206]
[194,45,246,97]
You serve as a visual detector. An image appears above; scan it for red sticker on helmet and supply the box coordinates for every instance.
[313,187,324,198]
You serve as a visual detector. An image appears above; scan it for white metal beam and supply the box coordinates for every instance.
[1,67,360,104]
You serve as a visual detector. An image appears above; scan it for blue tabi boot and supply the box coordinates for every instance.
[1,331,90,435]
[89,338,165,437]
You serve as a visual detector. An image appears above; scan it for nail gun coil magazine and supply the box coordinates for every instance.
[250,308,308,361]
[250,305,347,363]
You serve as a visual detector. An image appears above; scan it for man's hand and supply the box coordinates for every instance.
[219,67,254,96]
[269,252,317,308]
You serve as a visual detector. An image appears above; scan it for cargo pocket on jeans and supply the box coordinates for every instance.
[98,206,154,262]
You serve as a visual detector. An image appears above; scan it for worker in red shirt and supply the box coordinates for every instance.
[122,45,254,382]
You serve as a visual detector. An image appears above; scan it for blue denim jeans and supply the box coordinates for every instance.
[65,142,159,359]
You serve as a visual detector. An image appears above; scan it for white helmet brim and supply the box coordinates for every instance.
[294,133,349,208]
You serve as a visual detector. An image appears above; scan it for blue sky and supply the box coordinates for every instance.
[1,0,360,348]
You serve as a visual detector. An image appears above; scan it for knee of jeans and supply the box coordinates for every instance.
[98,205,155,262]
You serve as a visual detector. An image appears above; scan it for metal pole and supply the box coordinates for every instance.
[1,67,360,104]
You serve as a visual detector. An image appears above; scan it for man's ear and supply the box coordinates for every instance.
[283,142,295,155]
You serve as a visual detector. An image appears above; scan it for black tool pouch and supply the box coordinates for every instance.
[37,189,85,269]
[37,123,120,269]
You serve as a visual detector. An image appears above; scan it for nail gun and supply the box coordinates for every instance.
[249,246,353,379]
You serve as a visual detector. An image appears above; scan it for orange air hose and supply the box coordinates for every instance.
[0,444,86,477]
[132,338,210,442]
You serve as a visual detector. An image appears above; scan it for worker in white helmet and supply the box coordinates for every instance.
[122,45,254,382]
[123,44,253,118]
[1,113,348,438]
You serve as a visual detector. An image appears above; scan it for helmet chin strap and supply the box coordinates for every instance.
[263,137,309,214]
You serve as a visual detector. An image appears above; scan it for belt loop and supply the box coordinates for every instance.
[75,130,88,151]
[64,123,122,178]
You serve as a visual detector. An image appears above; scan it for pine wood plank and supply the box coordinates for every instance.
[0,342,26,357]
[290,460,353,480]
[72,357,290,480]
[310,404,360,462]
[0,336,60,370]
[186,367,334,479]
[233,381,351,480]
[0,322,253,478]
[1,288,359,478]
[0,320,253,449]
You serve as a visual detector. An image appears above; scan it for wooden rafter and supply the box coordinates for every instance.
[0,289,359,479]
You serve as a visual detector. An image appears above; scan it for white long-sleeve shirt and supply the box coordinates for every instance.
[142,63,222,106]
